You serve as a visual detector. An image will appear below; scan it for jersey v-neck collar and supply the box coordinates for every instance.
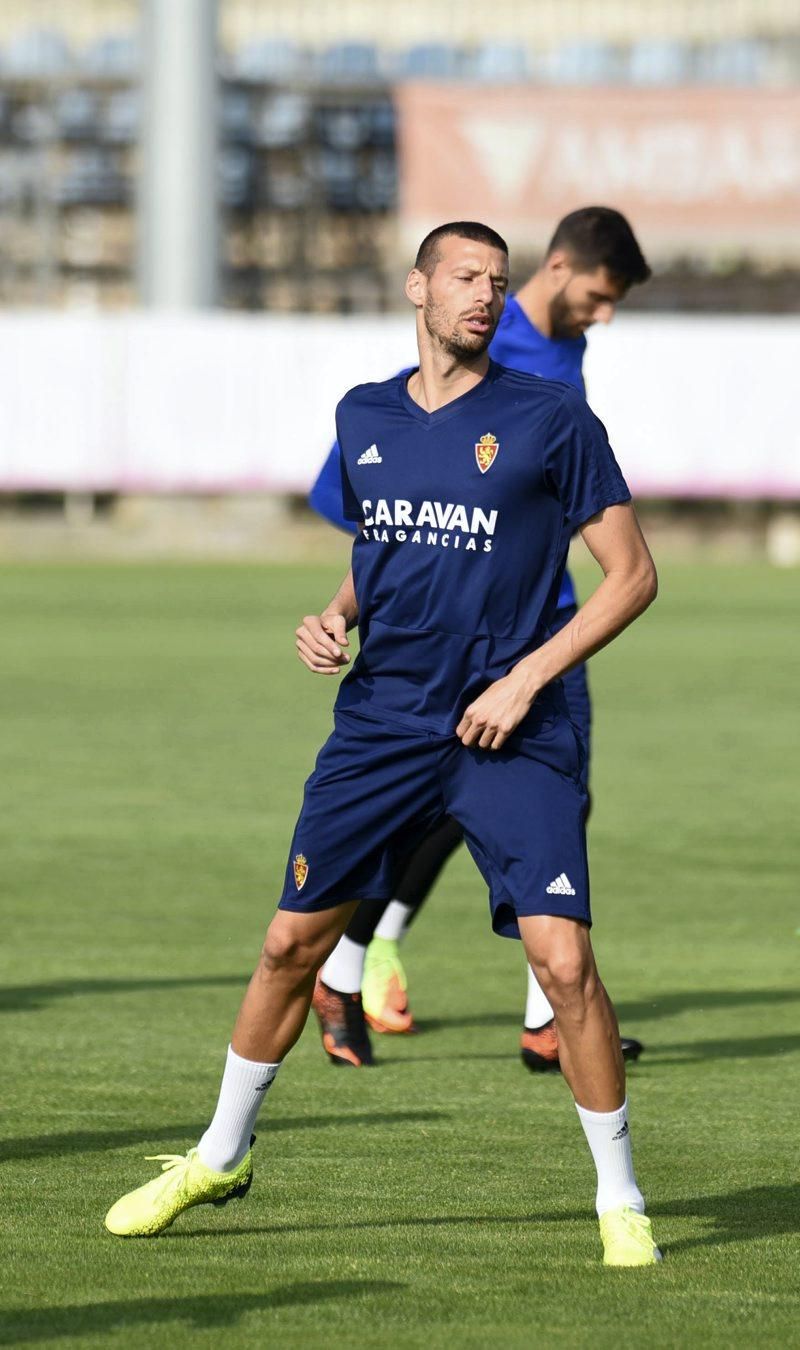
[398,359,502,427]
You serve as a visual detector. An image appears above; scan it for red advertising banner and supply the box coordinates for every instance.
[395,85,800,259]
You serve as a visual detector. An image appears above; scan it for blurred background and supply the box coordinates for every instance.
[0,0,798,559]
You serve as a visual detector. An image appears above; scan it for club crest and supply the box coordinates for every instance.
[475,433,499,474]
[293,853,309,891]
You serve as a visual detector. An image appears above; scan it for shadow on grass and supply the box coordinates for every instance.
[385,1031,800,1066]
[6,979,796,1029]
[170,1214,555,1240]
[376,1051,515,1065]
[171,1183,800,1254]
[615,988,800,1022]
[0,1282,403,1344]
[0,1111,447,1165]
[649,1033,800,1063]
[418,1012,519,1032]
[653,1183,800,1253]
[421,987,800,1035]
[0,974,247,1013]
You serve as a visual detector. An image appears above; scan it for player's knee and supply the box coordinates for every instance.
[537,946,594,1004]
[260,923,317,980]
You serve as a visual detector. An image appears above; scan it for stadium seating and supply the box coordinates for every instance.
[55,89,100,142]
[315,105,373,152]
[469,42,530,84]
[540,40,621,85]
[219,145,255,209]
[253,92,310,149]
[220,88,253,144]
[81,32,139,78]
[0,5,795,314]
[317,42,383,85]
[627,39,693,85]
[397,43,465,80]
[228,39,309,85]
[101,90,139,145]
[693,39,767,85]
[3,27,72,77]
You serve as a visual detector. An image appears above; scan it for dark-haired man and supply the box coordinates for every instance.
[311,207,651,1071]
[105,221,661,1266]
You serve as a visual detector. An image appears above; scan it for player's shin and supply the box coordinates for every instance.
[575,1097,644,1217]
[198,1045,281,1172]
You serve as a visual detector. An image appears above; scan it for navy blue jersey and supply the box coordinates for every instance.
[489,295,586,394]
[334,360,629,735]
[310,298,587,608]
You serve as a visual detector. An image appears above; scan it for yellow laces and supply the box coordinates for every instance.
[144,1149,196,1173]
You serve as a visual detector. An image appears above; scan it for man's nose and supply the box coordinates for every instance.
[473,275,494,305]
[594,302,615,325]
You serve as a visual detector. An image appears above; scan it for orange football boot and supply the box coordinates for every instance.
[311,973,374,1067]
[521,1018,644,1073]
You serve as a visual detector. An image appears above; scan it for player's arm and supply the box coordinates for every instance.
[309,440,359,536]
[525,501,656,682]
[457,503,657,749]
[295,569,358,675]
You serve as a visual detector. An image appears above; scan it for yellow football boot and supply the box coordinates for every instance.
[105,1143,253,1237]
[362,936,416,1034]
[599,1206,662,1266]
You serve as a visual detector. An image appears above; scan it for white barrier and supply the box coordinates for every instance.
[0,312,797,498]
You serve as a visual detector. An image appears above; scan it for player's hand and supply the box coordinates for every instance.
[295,611,351,675]
[455,673,535,751]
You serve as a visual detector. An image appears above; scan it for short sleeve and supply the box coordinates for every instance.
[338,446,362,523]
[334,407,363,524]
[308,440,359,535]
[544,386,631,528]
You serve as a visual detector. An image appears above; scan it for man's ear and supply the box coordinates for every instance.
[405,268,426,309]
[545,250,571,284]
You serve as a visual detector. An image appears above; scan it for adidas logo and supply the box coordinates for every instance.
[357,444,382,465]
[545,872,576,896]
[612,1121,629,1141]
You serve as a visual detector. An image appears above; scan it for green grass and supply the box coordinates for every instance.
[1,561,798,1349]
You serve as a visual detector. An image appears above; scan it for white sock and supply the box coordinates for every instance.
[524,964,554,1029]
[197,1045,280,1172]
[575,1097,645,1217]
[374,899,413,942]
[321,934,366,994]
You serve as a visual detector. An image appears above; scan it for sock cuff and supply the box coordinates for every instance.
[227,1044,282,1075]
[575,1097,627,1127]
[374,899,413,941]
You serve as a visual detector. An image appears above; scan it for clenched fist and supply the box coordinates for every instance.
[296,611,351,675]
[455,671,536,751]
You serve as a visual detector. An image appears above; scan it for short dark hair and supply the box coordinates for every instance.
[415,221,509,276]
[546,207,651,288]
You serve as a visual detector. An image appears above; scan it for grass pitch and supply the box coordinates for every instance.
[1,560,798,1349]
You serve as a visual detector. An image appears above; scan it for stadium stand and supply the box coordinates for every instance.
[0,0,798,311]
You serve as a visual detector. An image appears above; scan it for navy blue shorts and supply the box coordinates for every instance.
[278,708,590,939]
